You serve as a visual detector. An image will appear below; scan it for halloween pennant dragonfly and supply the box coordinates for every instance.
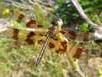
[15,14,86,65]
[0,13,87,66]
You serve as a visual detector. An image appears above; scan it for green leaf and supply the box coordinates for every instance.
[80,23,90,32]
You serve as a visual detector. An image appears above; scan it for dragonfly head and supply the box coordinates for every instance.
[52,18,63,26]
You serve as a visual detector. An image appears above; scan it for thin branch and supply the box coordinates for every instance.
[71,0,101,27]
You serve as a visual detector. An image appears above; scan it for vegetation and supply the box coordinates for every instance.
[0,0,102,77]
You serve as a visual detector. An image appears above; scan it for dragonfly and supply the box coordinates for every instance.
[0,16,99,67]
[8,13,86,66]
